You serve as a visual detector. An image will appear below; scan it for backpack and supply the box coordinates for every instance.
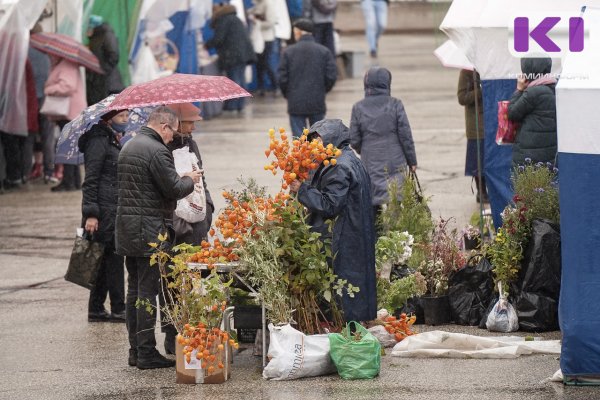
[311,0,337,14]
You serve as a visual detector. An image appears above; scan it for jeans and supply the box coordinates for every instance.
[40,114,55,177]
[313,23,335,57]
[362,0,388,53]
[289,113,325,138]
[256,41,278,91]
[224,64,247,111]
[125,256,162,356]
[88,246,125,314]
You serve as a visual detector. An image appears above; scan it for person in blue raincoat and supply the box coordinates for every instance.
[289,119,377,323]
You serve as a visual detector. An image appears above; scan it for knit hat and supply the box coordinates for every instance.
[293,18,314,34]
[89,15,104,29]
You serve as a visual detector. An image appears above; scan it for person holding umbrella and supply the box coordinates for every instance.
[78,109,129,322]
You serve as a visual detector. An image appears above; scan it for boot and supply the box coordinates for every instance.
[136,349,175,369]
[29,163,42,180]
[128,349,137,367]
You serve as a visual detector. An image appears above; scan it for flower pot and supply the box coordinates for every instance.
[463,234,481,250]
[421,295,451,325]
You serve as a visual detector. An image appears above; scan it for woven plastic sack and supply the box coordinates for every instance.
[329,321,381,379]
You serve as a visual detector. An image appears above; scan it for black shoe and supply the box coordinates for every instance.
[88,310,111,322]
[109,311,126,322]
[370,50,377,58]
[164,335,176,355]
[128,349,137,367]
[137,350,176,369]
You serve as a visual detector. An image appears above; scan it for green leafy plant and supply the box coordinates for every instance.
[484,161,559,288]
[140,236,233,334]
[379,175,433,245]
[375,231,414,270]
[377,272,427,311]
[235,195,358,334]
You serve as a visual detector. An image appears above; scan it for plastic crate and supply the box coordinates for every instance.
[233,305,263,329]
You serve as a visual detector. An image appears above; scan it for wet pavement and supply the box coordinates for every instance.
[1,33,598,399]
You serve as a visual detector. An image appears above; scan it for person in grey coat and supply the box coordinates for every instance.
[508,57,557,166]
[349,67,417,218]
[290,119,377,323]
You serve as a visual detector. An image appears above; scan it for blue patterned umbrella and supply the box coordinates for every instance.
[55,95,155,164]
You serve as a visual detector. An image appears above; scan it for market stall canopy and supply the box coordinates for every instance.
[439,0,583,80]
[434,40,473,70]
[0,0,48,136]
[556,7,600,382]
[30,32,104,74]
[106,74,251,111]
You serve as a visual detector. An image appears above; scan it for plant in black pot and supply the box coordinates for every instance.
[461,224,481,251]
[418,218,466,325]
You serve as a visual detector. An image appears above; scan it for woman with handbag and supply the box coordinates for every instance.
[78,110,129,322]
[42,55,87,192]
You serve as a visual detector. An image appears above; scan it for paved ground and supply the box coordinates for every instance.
[1,33,598,400]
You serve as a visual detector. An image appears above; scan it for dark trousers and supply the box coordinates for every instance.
[224,64,247,111]
[39,113,55,177]
[289,113,325,138]
[125,256,161,356]
[313,22,335,57]
[1,133,25,182]
[88,246,125,314]
[256,41,277,91]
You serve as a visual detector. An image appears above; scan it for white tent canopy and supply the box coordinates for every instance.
[557,6,600,155]
[434,40,473,70]
[440,0,584,79]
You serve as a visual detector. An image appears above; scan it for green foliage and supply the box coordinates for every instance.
[380,175,433,245]
[484,161,559,289]
[227,177,268,204]
[377,273,427,311]
[146,240,232,334]
[236,196,356,334]
[375,231,414,270]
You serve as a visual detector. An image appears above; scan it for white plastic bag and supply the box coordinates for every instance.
[368,325,397,348]
[486,282,519,333]
[262,323,336,380]
[172,147,207,223]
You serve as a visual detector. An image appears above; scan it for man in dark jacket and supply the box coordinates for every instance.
[278,19,337,137]
[290,119,377,323]
[350,67,417,219]
[86,15,124,105]
[161,103,214,355]
[508,57,557,166]
[205,4,256,112]
[116,107,201,369]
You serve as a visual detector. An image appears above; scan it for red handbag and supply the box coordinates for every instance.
[495,100,519,145]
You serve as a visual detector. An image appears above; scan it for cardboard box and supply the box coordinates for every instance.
[175,337,230,384]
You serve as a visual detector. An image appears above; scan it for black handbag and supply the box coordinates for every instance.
[64,232,105,290]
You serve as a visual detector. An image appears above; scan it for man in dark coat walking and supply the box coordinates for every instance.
[116,107,201,369]
[205,4,256,112]
[86,15,124,105]
[278,19,337,137]
[290,119,377,323]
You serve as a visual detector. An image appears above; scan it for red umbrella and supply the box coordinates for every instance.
[106,74,251,111]
[30,32,104,74]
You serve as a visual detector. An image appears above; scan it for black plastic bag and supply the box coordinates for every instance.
[510,219,561,332]
[64,232,104,290]
[447,256,495,326]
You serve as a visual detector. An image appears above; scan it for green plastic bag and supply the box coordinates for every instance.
[328,321,381,379]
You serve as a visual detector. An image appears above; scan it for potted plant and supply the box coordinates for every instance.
[462,224,481,250]
[146,239,238,384]
[375,231,414,280]
[417,218,466,325]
